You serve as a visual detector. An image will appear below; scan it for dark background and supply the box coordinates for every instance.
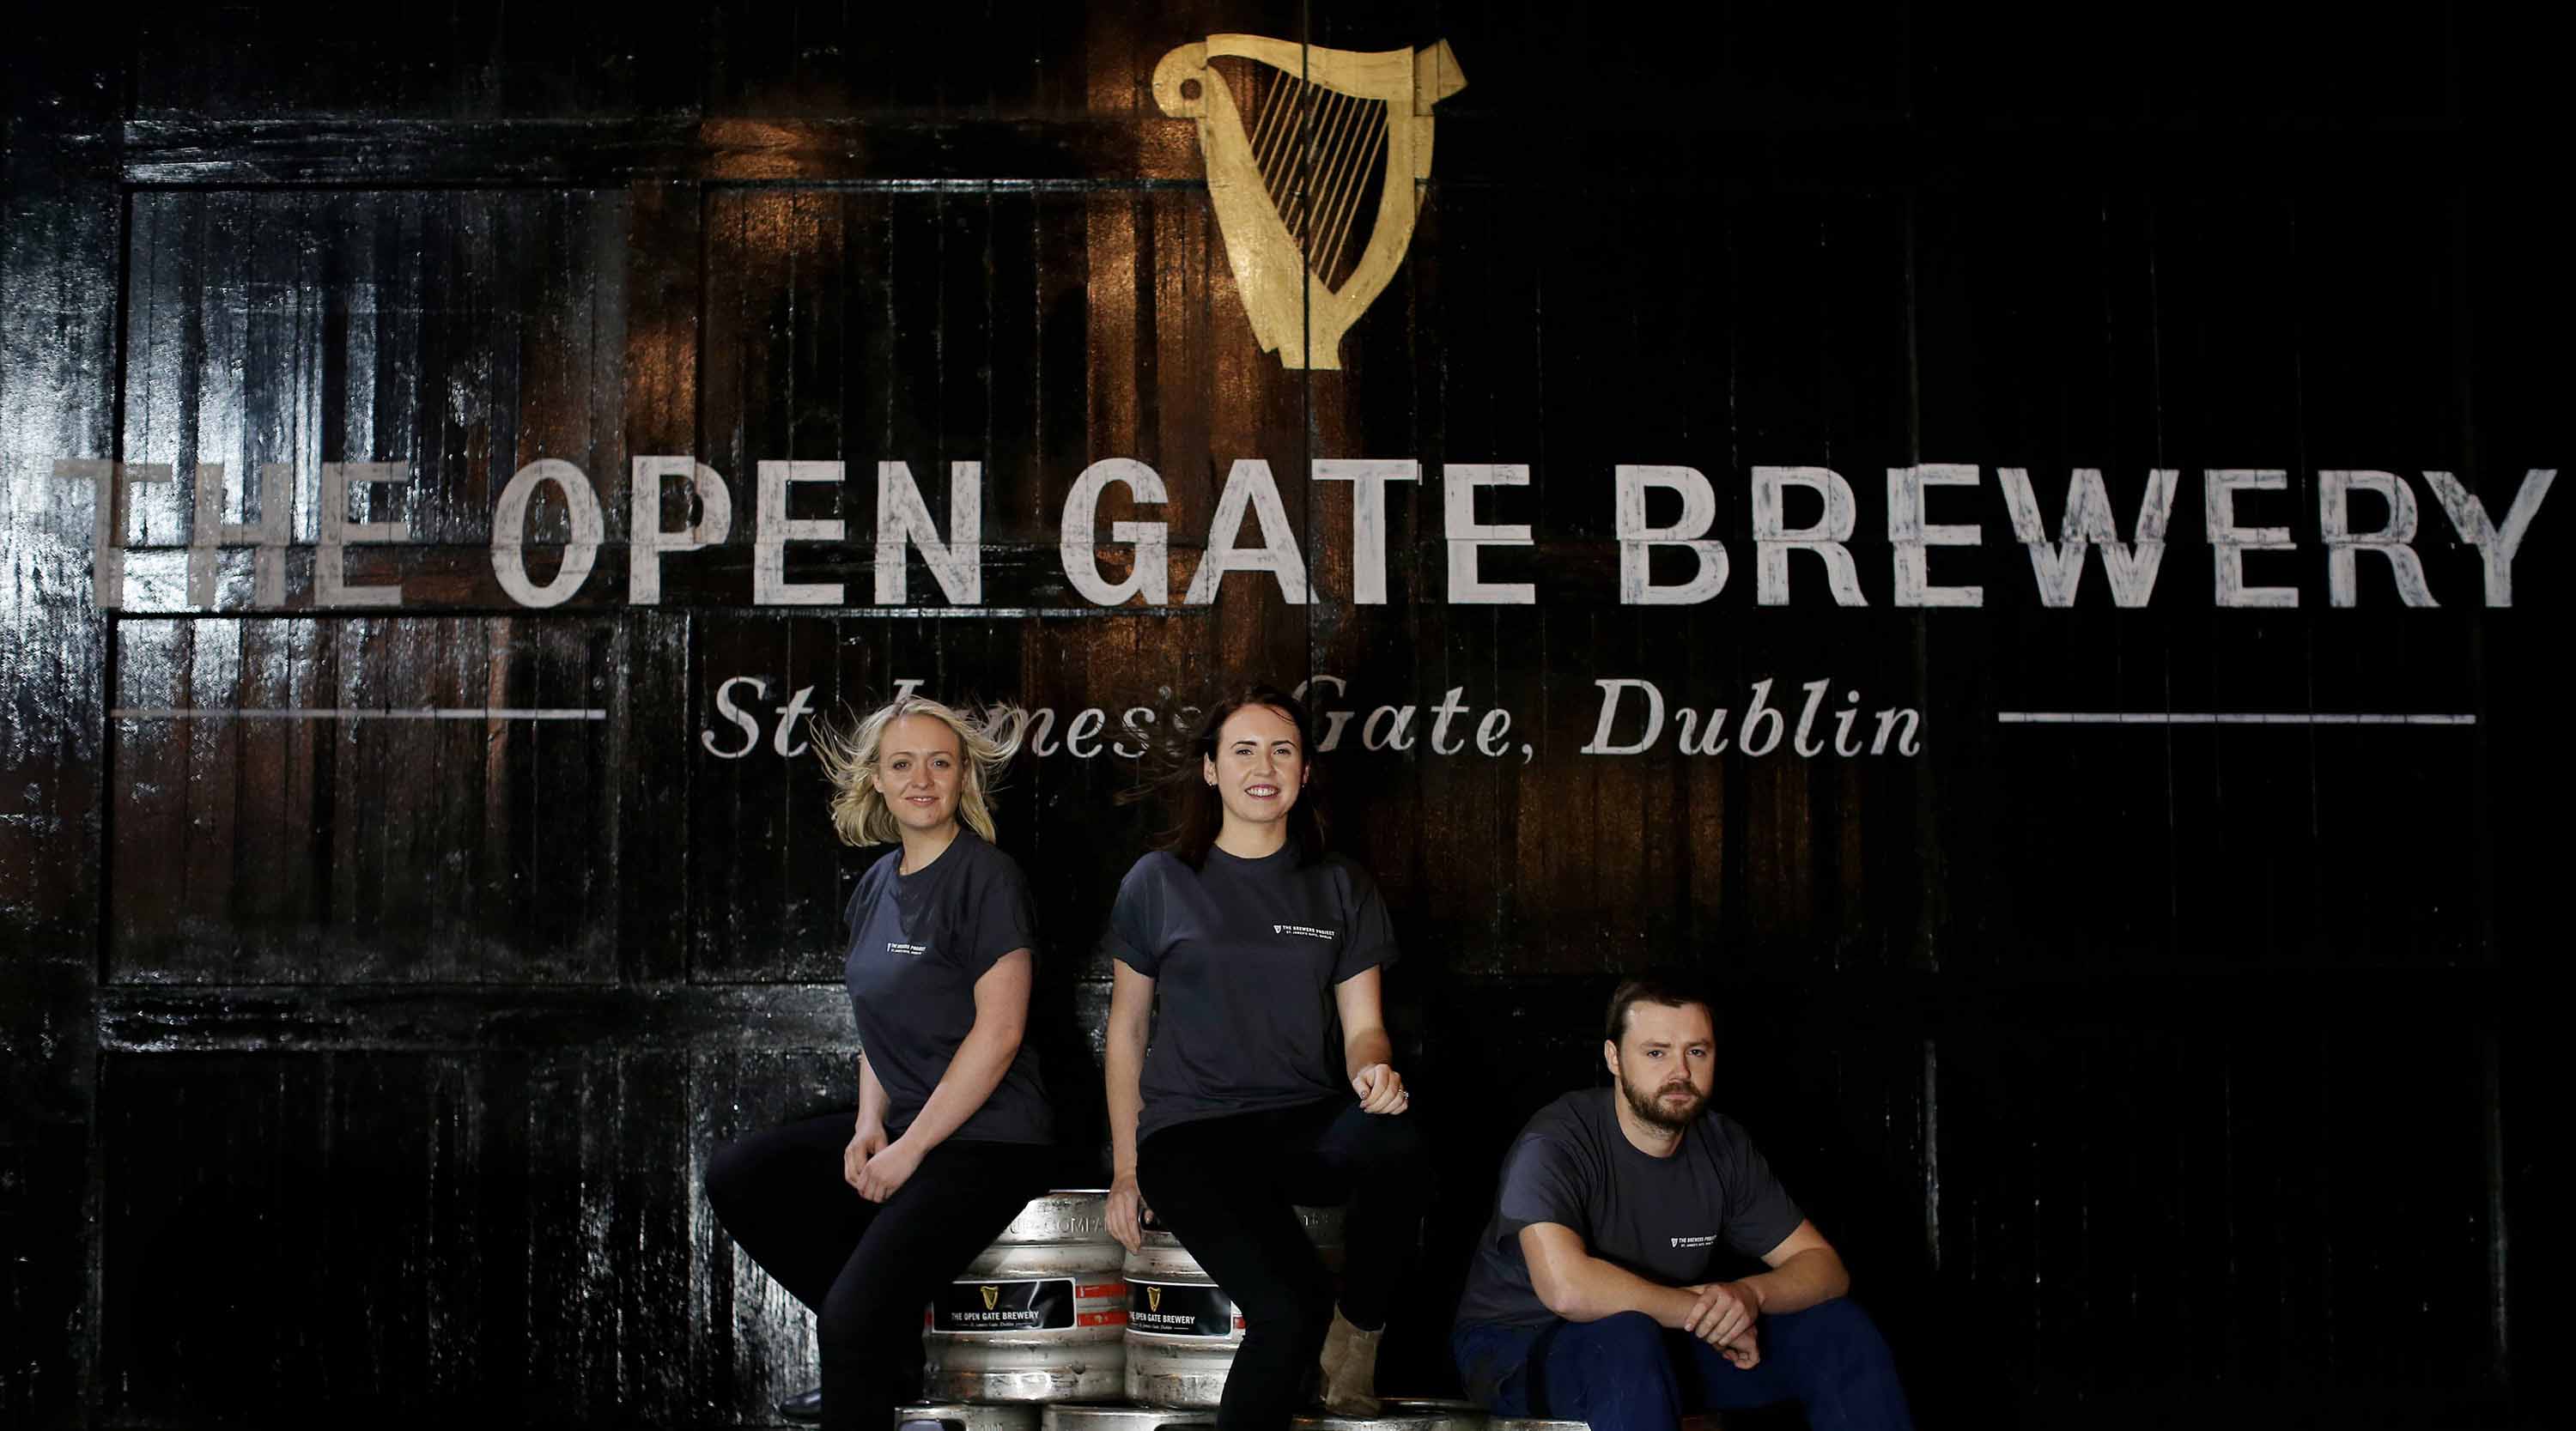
[4,3,2562,1427]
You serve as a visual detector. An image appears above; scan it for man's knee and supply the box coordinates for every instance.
[1771,1296,1894,1369]
[1583,1309,1669,1369]
[1783,1295,1874,1335]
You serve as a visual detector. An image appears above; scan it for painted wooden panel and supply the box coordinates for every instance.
[108,616,625,984]
[98,1051,696,1422]
[6,5,2568,1429]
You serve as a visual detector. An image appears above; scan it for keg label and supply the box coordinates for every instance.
[1127,1280,1236,1338]
[932,1276,1074,1331]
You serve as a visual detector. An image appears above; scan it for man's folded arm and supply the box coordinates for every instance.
[1516,1222,1705,1327]
[1740,1218,1851,1315]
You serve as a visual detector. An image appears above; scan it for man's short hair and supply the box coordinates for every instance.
[1604,967,1715,1045]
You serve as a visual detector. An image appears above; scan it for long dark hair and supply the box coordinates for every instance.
[1145,683,1331,870]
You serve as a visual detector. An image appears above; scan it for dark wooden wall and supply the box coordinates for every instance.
[5,3,2562,1428]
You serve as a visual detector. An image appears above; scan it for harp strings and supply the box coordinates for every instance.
[1246,65,1389,288]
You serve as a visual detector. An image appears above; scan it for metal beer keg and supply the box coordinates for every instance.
[1039,1407,1217,1431]
[1490,1418,1722,1431]
[1122,1204,1346,1407]
[896,1406,1042,1431]
[922,1191,1129,1402]
[1293,1400,1490,1431]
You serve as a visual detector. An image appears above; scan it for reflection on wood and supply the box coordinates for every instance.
[110,617,623,984]
[3,7,2563,1430]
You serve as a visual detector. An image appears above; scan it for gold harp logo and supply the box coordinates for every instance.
[1154,35,1467,370]
[1146,1286,1163,1313]
[981,1285,1000,1312]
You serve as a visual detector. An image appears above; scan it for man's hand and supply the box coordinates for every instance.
[853,1134,923,1204]
[1351,1062,1410,1115]
[842,1120,889,1192]
[1681,1280,1762,1358]
[1106,1170,1151,1251]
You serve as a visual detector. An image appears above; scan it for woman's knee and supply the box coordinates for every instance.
[1343,1106,1431,1169]
[1384,1121,1437,1185]
[1134,1154,1215,1225]
[702,1137,761,1222]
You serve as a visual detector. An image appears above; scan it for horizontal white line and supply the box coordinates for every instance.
[1997,712,2476,726]
[782,607,1194,619]
[112,707,606,721]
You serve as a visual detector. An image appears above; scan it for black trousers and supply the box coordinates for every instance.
[703,1113,1054,1431]
[1137,1096,1431,1431]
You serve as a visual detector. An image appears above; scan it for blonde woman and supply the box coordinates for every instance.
[704,694,1054,1431]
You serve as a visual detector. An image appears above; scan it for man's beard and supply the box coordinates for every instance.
[1621,1075,1706,1131]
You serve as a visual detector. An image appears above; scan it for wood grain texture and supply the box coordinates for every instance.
[0,20,125,1429]
[5,5,2567,1429]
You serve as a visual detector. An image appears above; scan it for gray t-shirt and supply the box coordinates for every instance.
[1454,1088,1804,1330]
[1103,846,1398,1142]
[843,827,1051,1145]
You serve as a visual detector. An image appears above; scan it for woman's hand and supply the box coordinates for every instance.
[1352,1062,1410,1115]
[842,1120,889,1191]
[854,1133,924,1204]
[1106,1169,1152,1251]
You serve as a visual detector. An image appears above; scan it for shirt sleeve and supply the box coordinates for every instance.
[1102,856,1167,977]
[955,847,1040,977]
[843,857,889,941]
[1492,1132,1590,1245]
[1331,862,1399,983]
[1721,1122,1807,1258]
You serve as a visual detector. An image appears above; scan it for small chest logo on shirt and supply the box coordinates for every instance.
[886,941,928,957]
[1272,923,1337,941]
[1670,1234,1720,1249]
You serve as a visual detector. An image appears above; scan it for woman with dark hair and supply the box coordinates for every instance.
[703,694,1054,1431]
[1102,683,1431,1428]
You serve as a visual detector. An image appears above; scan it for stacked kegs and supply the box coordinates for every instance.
[1040,1408,1216,1431]
[924,1191,1130,1402]
[896,1406,1042,1431]
[1041,1411,1489,1431]
[1490,1419,1721,1431]
[1121,1206,1346,1407]
[1296,1402,1492,1431]
[921,1192,1474,1429]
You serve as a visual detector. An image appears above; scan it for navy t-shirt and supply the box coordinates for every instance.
[1453,1088,1804,1331]
[843,826,1051,1145]
[1103,845,1398,1142]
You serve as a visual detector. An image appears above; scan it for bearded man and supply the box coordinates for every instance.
[1449,971,1915,1430]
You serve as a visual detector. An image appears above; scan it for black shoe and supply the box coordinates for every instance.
[775,1386,823,1422]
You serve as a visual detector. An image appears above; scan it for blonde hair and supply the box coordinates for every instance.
[813,694,1025,846]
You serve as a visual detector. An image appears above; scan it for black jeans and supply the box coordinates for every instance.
[1137,1096,1431,1431]
[703,1113,1054,1431]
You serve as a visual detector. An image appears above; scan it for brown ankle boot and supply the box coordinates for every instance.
[1317,1307,1383,1416]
